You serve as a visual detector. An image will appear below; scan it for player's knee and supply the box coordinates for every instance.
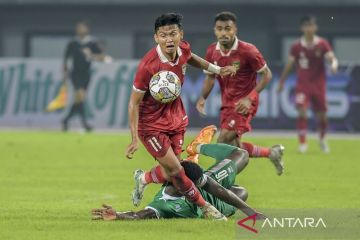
[231,149,249,166]
[165,165,183,177]
[217,135,226,143]
[316,112,327,122]
[297,109,307,119]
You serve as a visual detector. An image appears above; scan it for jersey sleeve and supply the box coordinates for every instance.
[322,39,333,54]
[247,45,267,73]
[133,60,152,93]
[180,40,192,61]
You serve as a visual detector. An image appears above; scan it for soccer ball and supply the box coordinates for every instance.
[149,71,181,103]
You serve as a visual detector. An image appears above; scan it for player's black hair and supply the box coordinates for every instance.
[154,13,183,33]
[300,15,317,25]
[181,161,203,183]
[214,11,237,23]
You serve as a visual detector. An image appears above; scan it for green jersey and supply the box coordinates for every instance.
[205,158,237,189]
[146,184,202,219]
[146,158,237,219]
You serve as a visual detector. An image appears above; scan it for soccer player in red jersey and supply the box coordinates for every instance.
[278,16,338,153]
[125,13,236,220]
[195,12,284,175]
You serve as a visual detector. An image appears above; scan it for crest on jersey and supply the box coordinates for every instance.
[228,119,236,128]
[182,64,187,75]
[315,49,321,57]
[232,61,241,71]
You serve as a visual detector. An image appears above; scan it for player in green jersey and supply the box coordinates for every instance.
[92,143,266,220]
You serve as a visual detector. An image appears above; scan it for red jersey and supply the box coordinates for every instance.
[290,36,332,91]
[133,41,191,132]
[205,38,266,108]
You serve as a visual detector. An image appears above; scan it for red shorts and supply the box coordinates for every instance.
[295,89,327,112]
[220,97,259,136]
[138,129,185,159]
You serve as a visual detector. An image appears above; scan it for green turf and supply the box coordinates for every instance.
[0,131,359,240]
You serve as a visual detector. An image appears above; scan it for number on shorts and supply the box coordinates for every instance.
[148,137,162,152]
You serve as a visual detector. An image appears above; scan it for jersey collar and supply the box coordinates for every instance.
[300,35,320,48]
[160,186,185,201]
[215,37,239,57]
[156,44,183,66]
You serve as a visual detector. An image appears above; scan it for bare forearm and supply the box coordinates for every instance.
[128,102,139,142]
[254,67,272,93]
[188,53,210,70]
[279,61,294,83]
[116,209,157,220]
[201,77,215,100]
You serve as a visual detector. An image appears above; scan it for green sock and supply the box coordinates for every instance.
[199,143,238,163]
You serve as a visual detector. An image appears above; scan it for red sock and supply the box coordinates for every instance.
[171,168,206,207]
[241,142,270,158]
[297,117,308,144]
[318,119,328,140]
[144,165,165,184]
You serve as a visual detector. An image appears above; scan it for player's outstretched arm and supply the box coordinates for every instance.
[91,204,157,220]
[278,56,295,93]
[126,90,145,159]
[188,53,236,77]
[202,177,265,219]
[196,74,216,116]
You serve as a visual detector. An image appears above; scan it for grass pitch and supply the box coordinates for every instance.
[0,131,359,240]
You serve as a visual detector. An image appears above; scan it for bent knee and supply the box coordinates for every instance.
[231,148,249,165]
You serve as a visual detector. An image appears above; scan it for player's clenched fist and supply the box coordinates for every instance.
[126,141,139,159]
[235,97,252,115]
[235,90,258,115]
